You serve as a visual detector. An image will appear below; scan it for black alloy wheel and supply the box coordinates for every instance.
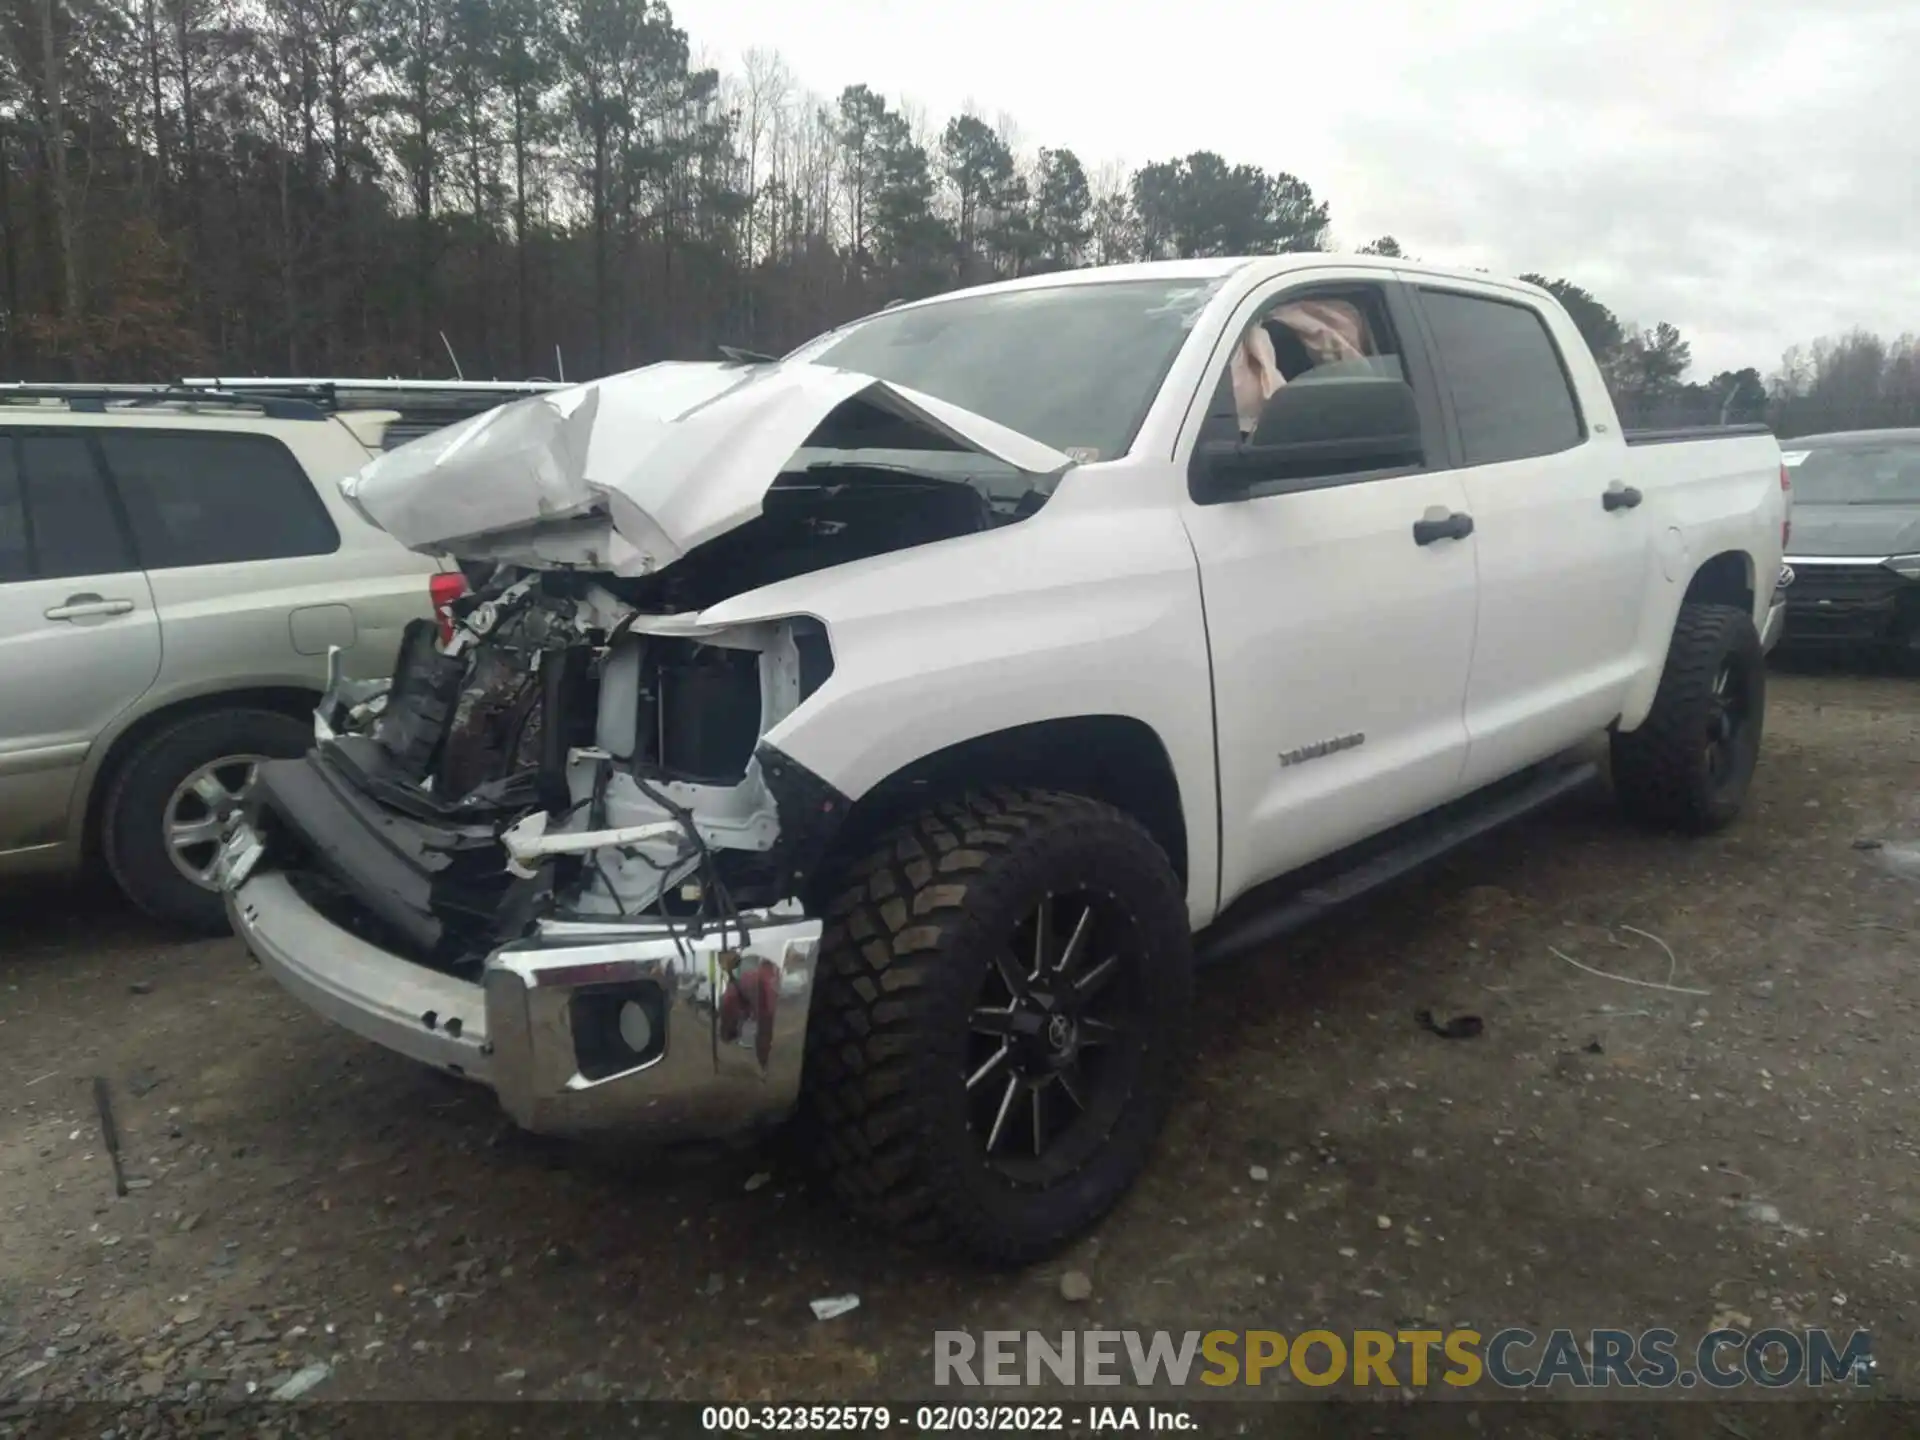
[1703,653,1753,791]
[965,887,1145,1182]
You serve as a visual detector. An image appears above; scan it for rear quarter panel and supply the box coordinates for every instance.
[1616,432,1785,731]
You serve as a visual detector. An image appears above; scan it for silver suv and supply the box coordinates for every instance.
[0,380,549,930]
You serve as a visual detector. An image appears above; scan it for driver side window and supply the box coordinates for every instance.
[1189,282,1433,503]
[1226,289,1406,436]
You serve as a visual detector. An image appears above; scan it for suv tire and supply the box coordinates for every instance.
[803,787,1192,1265]
[103,708,312,932]
[1611,602,1766,834]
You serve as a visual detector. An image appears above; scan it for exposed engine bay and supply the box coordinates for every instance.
[248,459,1052,973]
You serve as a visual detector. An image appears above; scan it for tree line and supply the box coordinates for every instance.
[1,0,1914,440]
[1511,272,1920,437]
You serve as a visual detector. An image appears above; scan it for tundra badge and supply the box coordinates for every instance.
[1279,733,1366,768]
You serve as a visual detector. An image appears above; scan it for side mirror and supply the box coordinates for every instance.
[1194,376,1424,500]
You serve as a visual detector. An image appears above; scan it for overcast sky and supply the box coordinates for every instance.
[688,0,1920,378]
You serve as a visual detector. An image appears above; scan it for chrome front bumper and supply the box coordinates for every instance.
[223,833,822,1140]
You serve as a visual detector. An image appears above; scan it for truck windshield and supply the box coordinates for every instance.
[1789,440,1920,504]
[793,278,1223,462]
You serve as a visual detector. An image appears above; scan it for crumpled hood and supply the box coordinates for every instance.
[339,360,1074,574]
[1788,502,1920,559]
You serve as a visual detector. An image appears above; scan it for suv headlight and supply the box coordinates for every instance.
[1884,554,1920,580]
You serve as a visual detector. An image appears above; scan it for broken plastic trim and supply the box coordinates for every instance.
[315,645,391,743]
[311,563,847,932]
[506,610,806,909]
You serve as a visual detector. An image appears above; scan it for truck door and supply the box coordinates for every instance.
[0,430,162,856]
[1407,282,1650,789]
[1175,276,1480,909]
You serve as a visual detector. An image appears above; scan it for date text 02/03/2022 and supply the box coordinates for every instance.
[699,1405,1196,1432]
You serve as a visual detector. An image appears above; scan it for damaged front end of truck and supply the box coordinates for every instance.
[215,358,1072,1139]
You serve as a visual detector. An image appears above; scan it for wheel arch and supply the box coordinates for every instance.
[1618,549,1759,733]
[1683,549,1756,615]
[809,714,1189,912]
[76,686,320,863]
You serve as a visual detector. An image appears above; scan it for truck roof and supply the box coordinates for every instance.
[867,253,1548,318]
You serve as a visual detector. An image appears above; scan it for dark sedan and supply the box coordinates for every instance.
[1779,428,1920,660]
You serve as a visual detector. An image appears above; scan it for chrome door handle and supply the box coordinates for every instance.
[45,595,136,620]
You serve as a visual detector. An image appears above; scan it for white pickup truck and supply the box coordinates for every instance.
[215,256,1789,1264]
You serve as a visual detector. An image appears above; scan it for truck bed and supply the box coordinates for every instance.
[1623,423,1772,446]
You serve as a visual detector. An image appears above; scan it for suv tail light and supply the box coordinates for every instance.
[429,571,468,644]
[1780,462,1792,549]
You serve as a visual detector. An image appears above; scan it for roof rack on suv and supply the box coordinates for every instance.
[178,377,570,449]
[179,377,566,407]
[0,382,329,421]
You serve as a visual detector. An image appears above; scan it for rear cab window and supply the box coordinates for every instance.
[1416,288,1586,465]
[96,430,340,570]
[0,430,138,582]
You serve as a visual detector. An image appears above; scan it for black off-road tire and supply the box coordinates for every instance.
[103,708,312,932]
[802,787,1193,1266]
[1611,602,1766,834]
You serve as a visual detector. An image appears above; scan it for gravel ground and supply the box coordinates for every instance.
[2,668,1916,1425]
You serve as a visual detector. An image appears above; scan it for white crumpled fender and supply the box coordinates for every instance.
[341,360,1074,575]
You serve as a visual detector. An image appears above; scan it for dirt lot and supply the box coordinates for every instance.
[2,668,1917,1420]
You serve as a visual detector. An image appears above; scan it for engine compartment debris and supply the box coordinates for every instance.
[268,573,824,969]
[248,377,1075,973]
